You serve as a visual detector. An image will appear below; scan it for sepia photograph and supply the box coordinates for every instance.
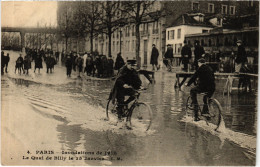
[1,0,259,166]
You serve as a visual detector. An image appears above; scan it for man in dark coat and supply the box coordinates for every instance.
[185,58,215,121]
[101,55,109,77]
[109,60,142,120]
[181,40,192,71]
[75,54,83,77]
[163,44,174,71]
[114,53,125,72]
[1,51,5,75]
[34,53,43,73]
[15,54,24,74]
[95,55,103,78]
[46,54,53,73]
[150,44,160,71]
[194,40,205,70]
[235,40,247,72]
[65,54,73,77]
[85,55,94,76]
[23,54,31,74]
[3,53,10,73]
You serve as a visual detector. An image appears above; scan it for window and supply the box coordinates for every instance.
[132,40,135,51]
[221,5,227,14]
[170,30,175,39]
[208,3,214,13]
[192,2,199,11]
[177,29,181,39]
[113,41,115,51]
[230,6,235,15]
[117,41,119,51]
[168,31,170,40]
[202,29,208,33]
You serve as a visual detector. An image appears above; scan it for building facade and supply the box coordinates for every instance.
[57,1,258,67]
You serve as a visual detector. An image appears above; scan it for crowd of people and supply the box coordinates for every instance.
[64,52,125,78]
[1,48,57,75]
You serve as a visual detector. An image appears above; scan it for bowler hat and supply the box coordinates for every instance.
[198,58,206,63]
[127,59,137,65]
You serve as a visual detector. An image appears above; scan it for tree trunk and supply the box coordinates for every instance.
[90,31,93,53]
[108,27,112,57]
[136,24,141,69]
[65,37,68,53]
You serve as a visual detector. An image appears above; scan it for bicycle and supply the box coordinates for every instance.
[185,91,224,131]
[106,89,152,131]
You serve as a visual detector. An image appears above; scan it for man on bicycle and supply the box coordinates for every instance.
[185,58,215,121]
[109,59,142,120]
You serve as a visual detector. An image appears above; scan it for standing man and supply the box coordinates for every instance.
[65,54,73,77]
[235,40,247,72]
[75,54,84,77]
[1,51,5,75]
[164,44,174,72]
[194,40,205,70]
[150,44,160,71]
[3,53,10,73]
[181,40,192,72]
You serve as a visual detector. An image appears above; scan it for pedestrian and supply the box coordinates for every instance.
[34,53,43,73]
[65,55,73,77]
[15,54,24,74]
[50,54,57,72]
[72,52,77,71]
[23,54,31,74]
[235,40,247,72]
[114,52,125,72]
[101,55,109,77]
[181,40,192,71]
[163,44,174,71]
[95,55,102,78]
[107,56,114,77]
[150,44,160,71]
[238,62,252,92]
[85,54,94,76]
[1,51,5,75]
[194,40,205,70]
[46,54,52,73]
[75,54,83,77]
[55,51,59,62]
[4,53,10,73]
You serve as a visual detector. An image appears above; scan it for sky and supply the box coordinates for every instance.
[1,1,57,28]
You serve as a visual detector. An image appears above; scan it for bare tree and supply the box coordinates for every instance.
[99,1,126,57]
[57,2,75,52]
[74,1,102,53]
[121,1,157,68]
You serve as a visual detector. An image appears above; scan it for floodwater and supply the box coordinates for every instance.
[1,50,257,166]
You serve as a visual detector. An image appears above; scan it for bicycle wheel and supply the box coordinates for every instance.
[207,98,223,130]
[106,99,117,120]
[129,102,152,131]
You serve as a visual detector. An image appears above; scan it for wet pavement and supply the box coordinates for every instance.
[1,50,257,165]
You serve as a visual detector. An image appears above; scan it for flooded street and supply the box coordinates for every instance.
[1,51,257,165]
